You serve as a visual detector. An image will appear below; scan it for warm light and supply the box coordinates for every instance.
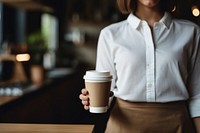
[192,6,200,17]
[171,6,176,12]
[16,54,30,62]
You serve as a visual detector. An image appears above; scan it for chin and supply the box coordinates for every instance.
[139,0,160,7]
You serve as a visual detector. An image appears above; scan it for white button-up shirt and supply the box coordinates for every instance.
[96,12,200,118]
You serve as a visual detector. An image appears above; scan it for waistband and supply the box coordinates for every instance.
[116,98,187,108]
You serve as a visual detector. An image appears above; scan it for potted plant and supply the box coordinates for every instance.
[27,30,48,65]
[26,30,48,85]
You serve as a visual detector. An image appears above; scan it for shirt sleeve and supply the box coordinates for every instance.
[95,29,117,95]
[188,30,200,118]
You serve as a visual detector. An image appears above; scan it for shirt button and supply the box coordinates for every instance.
[148,84,152,88]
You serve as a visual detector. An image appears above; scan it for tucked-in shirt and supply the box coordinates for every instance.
[96,12,200,118]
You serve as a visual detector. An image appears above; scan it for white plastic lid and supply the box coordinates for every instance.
[83,70,112,81]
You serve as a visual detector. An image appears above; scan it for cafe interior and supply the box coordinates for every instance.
[0,0,200,132]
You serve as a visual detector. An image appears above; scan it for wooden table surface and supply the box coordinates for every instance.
[0,96,18,106]
[0,123,94,133]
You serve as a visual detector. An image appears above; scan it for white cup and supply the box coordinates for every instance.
[83,70,112,113]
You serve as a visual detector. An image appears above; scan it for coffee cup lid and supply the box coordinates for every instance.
[83,70,112,81]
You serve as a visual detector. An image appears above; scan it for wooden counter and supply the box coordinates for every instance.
[0,84,40,106]
[0,96,18,106]
[0,123,94,133]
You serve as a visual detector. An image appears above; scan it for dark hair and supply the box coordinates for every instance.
[117,0,175,14]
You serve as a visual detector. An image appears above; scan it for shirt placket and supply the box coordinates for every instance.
[143,22,156,102]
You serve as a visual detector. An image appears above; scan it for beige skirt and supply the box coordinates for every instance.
[105,98,195,133]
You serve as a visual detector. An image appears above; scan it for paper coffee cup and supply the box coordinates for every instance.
[83,70,112,113]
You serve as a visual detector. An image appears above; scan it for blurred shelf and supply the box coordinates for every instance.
[1,0,53,12]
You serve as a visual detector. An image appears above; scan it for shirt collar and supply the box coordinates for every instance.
[127,12,172,30]
[159,12,172,29]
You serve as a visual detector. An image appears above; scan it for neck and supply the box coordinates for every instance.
[135,3,163,28]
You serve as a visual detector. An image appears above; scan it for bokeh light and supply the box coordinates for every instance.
[192,6,200,17]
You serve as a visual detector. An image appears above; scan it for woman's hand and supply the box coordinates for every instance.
[79,88,89,110]
[79,88,114,110]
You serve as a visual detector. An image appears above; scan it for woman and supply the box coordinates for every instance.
[79,0,200,132]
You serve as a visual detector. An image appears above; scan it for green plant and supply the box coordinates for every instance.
[26,30,48,65]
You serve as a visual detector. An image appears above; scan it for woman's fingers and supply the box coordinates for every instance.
[81,89,88,95]
[84,105,89,110]
[81,99,89,105]
[79,93,89,101]
[80,89,89,110]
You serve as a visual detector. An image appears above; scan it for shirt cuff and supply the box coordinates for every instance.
[188,97,200,118]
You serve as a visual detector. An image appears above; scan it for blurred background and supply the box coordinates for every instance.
[0,0,199,132]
